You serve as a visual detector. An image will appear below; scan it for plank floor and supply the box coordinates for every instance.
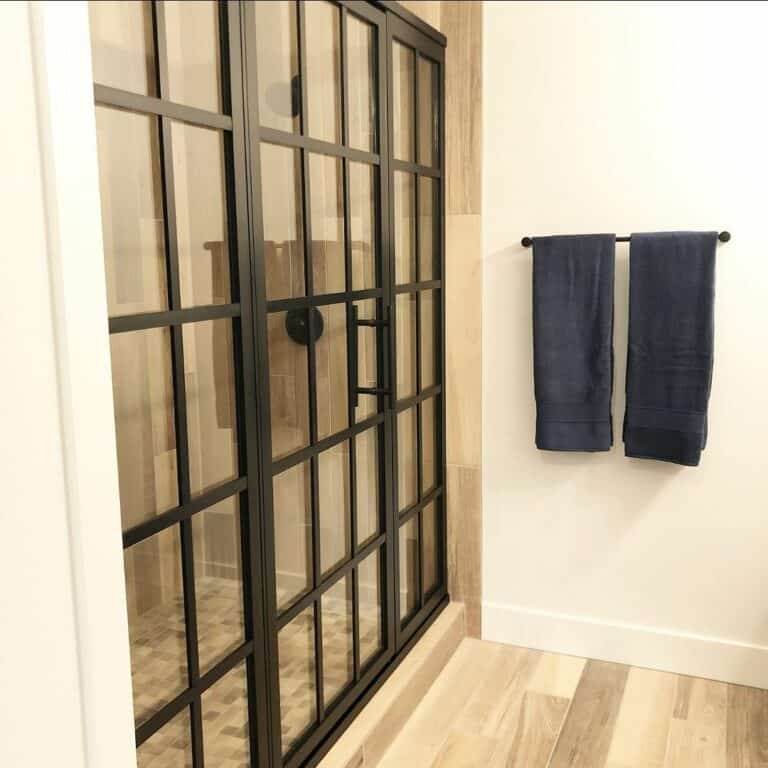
[377,638,768,768]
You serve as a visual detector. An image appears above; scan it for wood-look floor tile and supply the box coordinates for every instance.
[527,651,586,700]
[726,684,768,768]
[664,678,727,768]
[674,676,695,720]
[455,642,540,737]
[494,691,570,768]
[430,729,498,768]
[605,666,677,768]
[548,659,630,768]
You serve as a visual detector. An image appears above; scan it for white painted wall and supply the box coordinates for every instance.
[0,3,135,766]
[482,1,768,687]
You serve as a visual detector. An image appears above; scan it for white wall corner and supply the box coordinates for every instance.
[29,1,136,766]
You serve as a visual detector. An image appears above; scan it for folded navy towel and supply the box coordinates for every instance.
[624,232,717,466]
[533,234,615,451]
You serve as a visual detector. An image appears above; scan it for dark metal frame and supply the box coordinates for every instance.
[94,2,445,766]
[385,12,447,653]
[95,2,271,766]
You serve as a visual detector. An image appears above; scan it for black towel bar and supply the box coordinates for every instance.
[521,231,731,248]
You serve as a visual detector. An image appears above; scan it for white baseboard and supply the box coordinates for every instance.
[482,600,768,689]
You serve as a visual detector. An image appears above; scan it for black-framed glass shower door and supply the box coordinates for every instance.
[245,1,397,764]
[91,1,446,765]
[387,13,447,651]
[90,2,269,766]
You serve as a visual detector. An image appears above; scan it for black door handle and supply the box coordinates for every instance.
[350,304,391,410]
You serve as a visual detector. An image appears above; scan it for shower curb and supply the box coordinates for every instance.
[318,602,466,768]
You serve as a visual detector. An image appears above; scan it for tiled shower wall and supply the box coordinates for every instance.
[399,1,483,636]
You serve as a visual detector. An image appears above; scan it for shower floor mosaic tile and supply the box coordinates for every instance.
[129,577,382,763]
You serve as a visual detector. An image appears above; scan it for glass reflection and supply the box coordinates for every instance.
[192,497,244,672]
[322,574,354,704]
[273,462,312,611]
[279,607,317,753]
[110,329,178,530]
[123,527,187,725]
[183,320,238,497]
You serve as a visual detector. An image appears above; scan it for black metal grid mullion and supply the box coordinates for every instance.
[259,125,379,163]
[341,4,362,680]
[109,304,241,334]
[412,45,424,612]
[297,0,325,727]
[122,477,247,548]
[268,287,380,313]
[154,0,204,762]
[226,2,274,765]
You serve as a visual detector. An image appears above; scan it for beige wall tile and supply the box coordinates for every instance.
[393,2,483,637]
[446,214,482,467]
[443,1,482,215]
[398,1,442,32]
[447,465,481,636]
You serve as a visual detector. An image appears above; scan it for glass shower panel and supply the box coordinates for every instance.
[422,501,438,596]
[95,107,167,317]
[278,607,317,753]
[418,176,437,281]
[417,56,438,166]
[171,123,231,308]
[268,310,310,460]
[89,1,156,96]
[398,517,418,621]
[136,707,192,768]
[358,548,383,667]
[309,153,346,295]
[396,293,417,399]
[356,426,379,545]
[349,162,377,291]
[260,143,306,301]
[347,14,377,152]
[255,0,300,133]
[164,0,222,113]
[392,41,414,160]
[273,461,313,612]
[315,303,349,440]
[110,329,178,529]
[421,396,437,495]
[305,0,342,144]
[397,407,417,512]
[419,289,436,390]
[394,171,415,284]
[123,526,187,724]
[318,443,351,576]
[183,320,239,497]
[192,497,245,672]
[321,574,354,704]
[201,662,250,765]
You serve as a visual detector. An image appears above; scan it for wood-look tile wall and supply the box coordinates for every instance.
[398,1,483,636]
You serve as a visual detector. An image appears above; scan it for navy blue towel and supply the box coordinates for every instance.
[624,232,717,466]
[533,234,616,451]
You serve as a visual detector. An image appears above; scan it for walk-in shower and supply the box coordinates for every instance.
[89,1,446,764]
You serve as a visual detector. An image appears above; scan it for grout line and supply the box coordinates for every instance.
[544,660,589,768]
